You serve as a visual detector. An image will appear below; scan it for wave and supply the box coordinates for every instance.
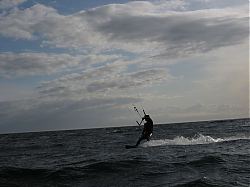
[0,160,151,175]
[141,134,250,147]
[183,155,225,168]
[174,177,221,187]
[80,159,154,172]
[0,166,52,186]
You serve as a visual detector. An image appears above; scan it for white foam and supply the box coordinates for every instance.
[141,134,250,147]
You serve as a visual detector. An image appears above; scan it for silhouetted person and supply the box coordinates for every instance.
[136,114,153,146]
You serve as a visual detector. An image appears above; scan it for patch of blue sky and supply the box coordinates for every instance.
[91,61,110,68]
[102,48,136,58]
[19,0,131,15]
[0,74,55,88]
[0,37,72,54]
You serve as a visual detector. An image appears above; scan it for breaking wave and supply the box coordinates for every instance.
[141,134,250,147]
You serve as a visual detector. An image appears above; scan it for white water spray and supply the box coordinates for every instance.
[141,134,250,147]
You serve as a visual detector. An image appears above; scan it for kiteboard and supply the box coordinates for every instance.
[125,145,138,149]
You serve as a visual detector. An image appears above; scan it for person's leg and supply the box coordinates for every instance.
[136,136,145,146]
[145,132,152,141]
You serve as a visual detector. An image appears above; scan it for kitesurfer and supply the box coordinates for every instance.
[136,114,153,146]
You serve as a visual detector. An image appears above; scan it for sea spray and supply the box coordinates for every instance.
[141,133,250,147]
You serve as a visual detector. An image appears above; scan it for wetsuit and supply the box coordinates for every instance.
[136,117,153,146]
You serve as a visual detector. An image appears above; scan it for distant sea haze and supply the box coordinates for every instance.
[0,118,249,186]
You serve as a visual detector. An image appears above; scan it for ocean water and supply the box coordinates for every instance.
[0,118,249,187]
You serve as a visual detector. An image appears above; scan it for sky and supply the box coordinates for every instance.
[0,0,249,134]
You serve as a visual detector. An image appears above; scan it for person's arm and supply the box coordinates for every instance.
[137,117,146,126]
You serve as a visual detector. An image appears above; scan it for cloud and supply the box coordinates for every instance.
[36,62,128,97]
[90,0,248,56]
[0,52,120,78]
[0,4,57,39]
[0,2,248,57]
[0,0,26,10]
[37,65,170,99]
[179,0,249,11]
[86,69,168,92]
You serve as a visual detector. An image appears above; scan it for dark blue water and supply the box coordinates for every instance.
[0,118,249,187]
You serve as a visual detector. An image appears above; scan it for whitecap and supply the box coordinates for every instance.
[141,134,250,147]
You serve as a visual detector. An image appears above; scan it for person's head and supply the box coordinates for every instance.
[143,114,150,121]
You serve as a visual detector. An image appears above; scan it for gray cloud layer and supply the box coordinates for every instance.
[37,66,169,100]
[0,2,248,56]
[0,52,120,78]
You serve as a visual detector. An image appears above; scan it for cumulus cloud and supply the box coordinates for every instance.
[0,52,120,77]
[0,4,56,39]
[0,1,248,56]
[96,13,248,57]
